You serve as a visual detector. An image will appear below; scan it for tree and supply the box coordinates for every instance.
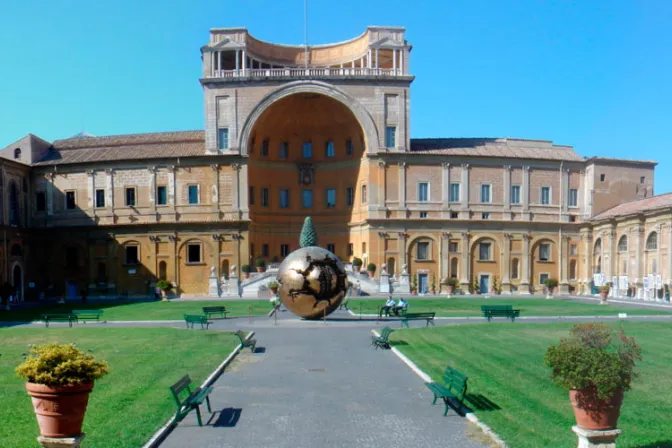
[299,216,318,248]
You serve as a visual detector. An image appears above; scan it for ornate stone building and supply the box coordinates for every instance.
[1,27,664,298]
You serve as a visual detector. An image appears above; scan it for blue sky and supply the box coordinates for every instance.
[1,1,671,192]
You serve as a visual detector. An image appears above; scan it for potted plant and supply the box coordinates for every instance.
[443,277,459,296]
[16,343,109,438]
[544,278,559,299]
[366,263,376,278]
[430,274,436,295]
[411,274,418,295]
[255,258,266,273]
[155,280,172,301]
[599,284,611,304]
[241,264,251,279]
[352,257,363,273]
[545,323,642,431]
[471,278,480,295]
[268,280,279,295]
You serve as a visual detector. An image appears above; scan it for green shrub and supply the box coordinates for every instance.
[16,343,109,386]
[267,281,279,289]
[241,264,251,273]
[366,263,376,273]
[155,280,172,291]
[444,277,460,287]
[255,258,266,268]
[543,278,559,289]
[352,257,363,267]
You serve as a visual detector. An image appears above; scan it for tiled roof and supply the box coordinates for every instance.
[585,156,657,166]
[591,193,672,221]
[410,138,584,162]
[33,130,205,166]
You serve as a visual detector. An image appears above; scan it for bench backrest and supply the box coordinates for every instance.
[443,366,468,400]
[72,310,103,315]
[202,306,226,312]
[481,305,512,311]
[234,330,248,343]
[380,327,394,339]
[184,314,204,321]
[170,374,193,406]
[406,312,435,318]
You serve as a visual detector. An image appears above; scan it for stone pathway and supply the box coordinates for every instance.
[160,323,488,448]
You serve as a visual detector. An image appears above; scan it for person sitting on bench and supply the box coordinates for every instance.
[393,298,408,316]
[382,296,396,317]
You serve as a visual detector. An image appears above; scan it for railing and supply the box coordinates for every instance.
[209,67,405,79]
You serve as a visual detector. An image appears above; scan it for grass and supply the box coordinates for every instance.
[348,297,672,317]
[393,322,672,448]
[0,300,272,322]
[0,327,241,448]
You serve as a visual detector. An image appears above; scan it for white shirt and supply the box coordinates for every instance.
[385,299,396,307]
[398,300,407,308]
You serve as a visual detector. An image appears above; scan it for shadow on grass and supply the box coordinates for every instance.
[637,442,672,448]
[389,340,409,347]
[210,408,242,427]
[465,393,501,411]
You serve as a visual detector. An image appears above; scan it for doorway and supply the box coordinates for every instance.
[479,274,490,294]
[12,264,22,302]
[418,273,428,294]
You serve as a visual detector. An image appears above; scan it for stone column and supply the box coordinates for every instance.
[579,169,586,217]
[167,166,176,212]
[45,172,55,216]
[238,163,249,220]
[148,166,157,215]
[607,229,616,279]
[86,170,95,215]
[397,232,407,271]
[398,162,406,208]
[442,162,450,208]
[460,232,471,292]
[522,166,530,219]
[231,163,240,212]
[520,233,531,294]
[582,230,593,295]
[503,165,511,209]
[667,222,672,287]
[572,426,620,448]
[559,235,570,294]
[105,169,115,214]
[378,161,386,208]
[211,164,220,213]
[440,232,450,282]
[501,233,512,293]
[634,225,644,293]
[460,164,469,219]
[562,168,569,215]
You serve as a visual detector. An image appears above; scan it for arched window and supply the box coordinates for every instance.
[221,259,229,279]
[646,232,658,250]
[159,261,167,280]
[622,259,627,275]
[9,182,19,226]
[13,148,21,159]
[569,260,576,280]
[511,258,519,279]
[595,256,602,274]
[593,238,602,255]
[652,259,658,275]
[450,257,459,278]
[618,235,627,252]
[386,257,396,276]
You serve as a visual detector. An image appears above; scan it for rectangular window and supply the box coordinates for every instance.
[302,189,313,208]
[346,139,353,156]
[540,273,549,285]
[449,242,458,252]
[568,188,578,207]
[348,243,354,256]
[36,192,46,212]
[326,188,336,208]
[600,174,606,182]
[450,211,459,219]
[541,187,550,205]
[125,188,136,207]
[65,191,76,210]
[417,242,429,260]
[262,244,269,257]
[346,187,354,206]
[187,244,201,263]
[479,242,492,261]
[249,186,255,205]
[361,185,367,204]
[511,185,521,204]
[385,126,396,148]
[640,176,645,184]
[419,211,428,218]
[302,142,312,158]
[157,186,167,206]
[482,212,490,220]
[95,189,105,208]
[569,244,577,256]
[480,184,491,203]
[261,188,269,207]
[280,244,290,257]
[362,242,366,254]
[450,183,460,202]
[218,128,229,150]
[250,244,255,258]
[125,245,139,265]
[325,141,335,157]
[279,142,288,159]
[261,139,269,156]
[327,243,335,253]
[279,189,290,208]
[540,243,550,261]
[418,182,429,201]
[188,185,199,205]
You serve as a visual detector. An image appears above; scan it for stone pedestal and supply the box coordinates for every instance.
[208,275,220,297]
[379,273,391,293]
[227,274,241,297]
[38,434,85,448]
[572,426,620,448]
[518,282,531,294]
[396,273,410,294]
[559,282,570,295]
[500,282,512,294]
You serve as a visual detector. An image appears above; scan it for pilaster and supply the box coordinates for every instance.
[520,233,531,293]
[460,232,471,292]
[86,170,95,215]
[460,164,469,219]
[522,166,531,220]
[45,172,55,217]
[442,162,450,209]
[105,169,115,214]
[440,232,450,281]
[397,232,407,272]
[501,233,512,293]
[559,235,570,294]
[148,166,157,216]
[582,229,593,295]
[211,164,220,213]
[398,162,406,209]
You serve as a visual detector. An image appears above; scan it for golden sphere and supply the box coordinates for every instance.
[276,246,347,319]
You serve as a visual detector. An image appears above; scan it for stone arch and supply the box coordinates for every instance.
[450,257,459,279]
[238,80,380,155]
[511,258,520,280]
[221,259,230,279]
[178,237,213,295]
[593,237,602,274]
[158,261,167,281]
[406,235,439,289]
[530,237,557,292]
[469,236,500,292]
[646,231,658,250]
[386,257,396,276]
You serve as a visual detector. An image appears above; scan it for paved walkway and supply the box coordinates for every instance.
[161,323,488,448]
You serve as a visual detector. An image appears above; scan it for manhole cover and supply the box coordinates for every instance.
[307,368,327,372]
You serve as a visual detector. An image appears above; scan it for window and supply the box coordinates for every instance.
[348,243,354,256]
[511,185,521,204]
[450,212,459,219]
[640,176,645,184]
[279,141,288,159]
[449,183,460,202]
[420,211,428,218]
[539,243,551,261]
[188,185,199,205]
[540,273,549,285]
[362,242,366,254]
[600,174,606,182]
[187,243,202,263]
[361,185,367,204]
[157,186,167,206]
[568,188,578,207]
[385,126,396,148]
[346,187,354,206]
[36,192,46,212]
[569,244,577,256]
[218,128,229,150]
[325,141,335,157]
[480,184,491,203]
[646,232,658,250]
[618,236,627,252]
[570,260,577,280]
[280,244,289,257]
[261,139,269,156]
[326,188,336,208]
[482,212,490,220]
[418,182,429,201]
[450,258,459,278]
[125,245,139,265]
[65,247,78,268]
[417,242,429,260]
[65,191,76,210]
[279,189,290,208]
[511,258,519,279]
[541,187,550,205]
[262,244,269,257]
[125,188,136,207]
[327,243,335,253]
[261,188,269,207]
[95,189,105,208]
[302,142,312,158]
[479,242,491,261]
[250,244,255,258]
[449,242,458,252]
[13,148,21,159]
[249,186,255,205]
[302,189,313,208]
[346,139,353,156]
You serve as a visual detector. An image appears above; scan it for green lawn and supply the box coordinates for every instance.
[0,327,241,448]
[0,300,272,322]
[393,322,672,448]
[349,298,672,317]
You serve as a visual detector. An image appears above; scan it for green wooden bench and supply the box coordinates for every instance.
[371,327,394,349]
[481,305,520,322]
[184,314,211,329]
[42,314,75,328]
[424,366,469,416]
[339,298,350,310]
[72,310,104,322]
[202,306,228,319]
[401,312,436,328]
[169,374,213,426]
[234,330,256,352]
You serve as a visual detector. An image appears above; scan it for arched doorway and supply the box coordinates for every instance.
[386,257,396,277]
[221,259,230,279]
[450,257,459,279]
[12,264,22,302]
[158,261,167,281]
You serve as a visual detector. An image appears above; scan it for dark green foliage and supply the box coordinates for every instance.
[299,217,318,247]
[352,257,363,267]
[367,263,376,272]
[241,264,251,273]
[255,258,266,268]
[155,280,172,291]
[543,278,559,289]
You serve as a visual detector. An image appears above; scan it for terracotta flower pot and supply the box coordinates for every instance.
[270,287,278,295]
[569,387,624,431]
[353,265,361,273]
[600,291,609,299]
[256,267,265,273]
[446,286,454,295]
[243,272,250,279]
[25,382,94,438]
[368,271,375,278]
